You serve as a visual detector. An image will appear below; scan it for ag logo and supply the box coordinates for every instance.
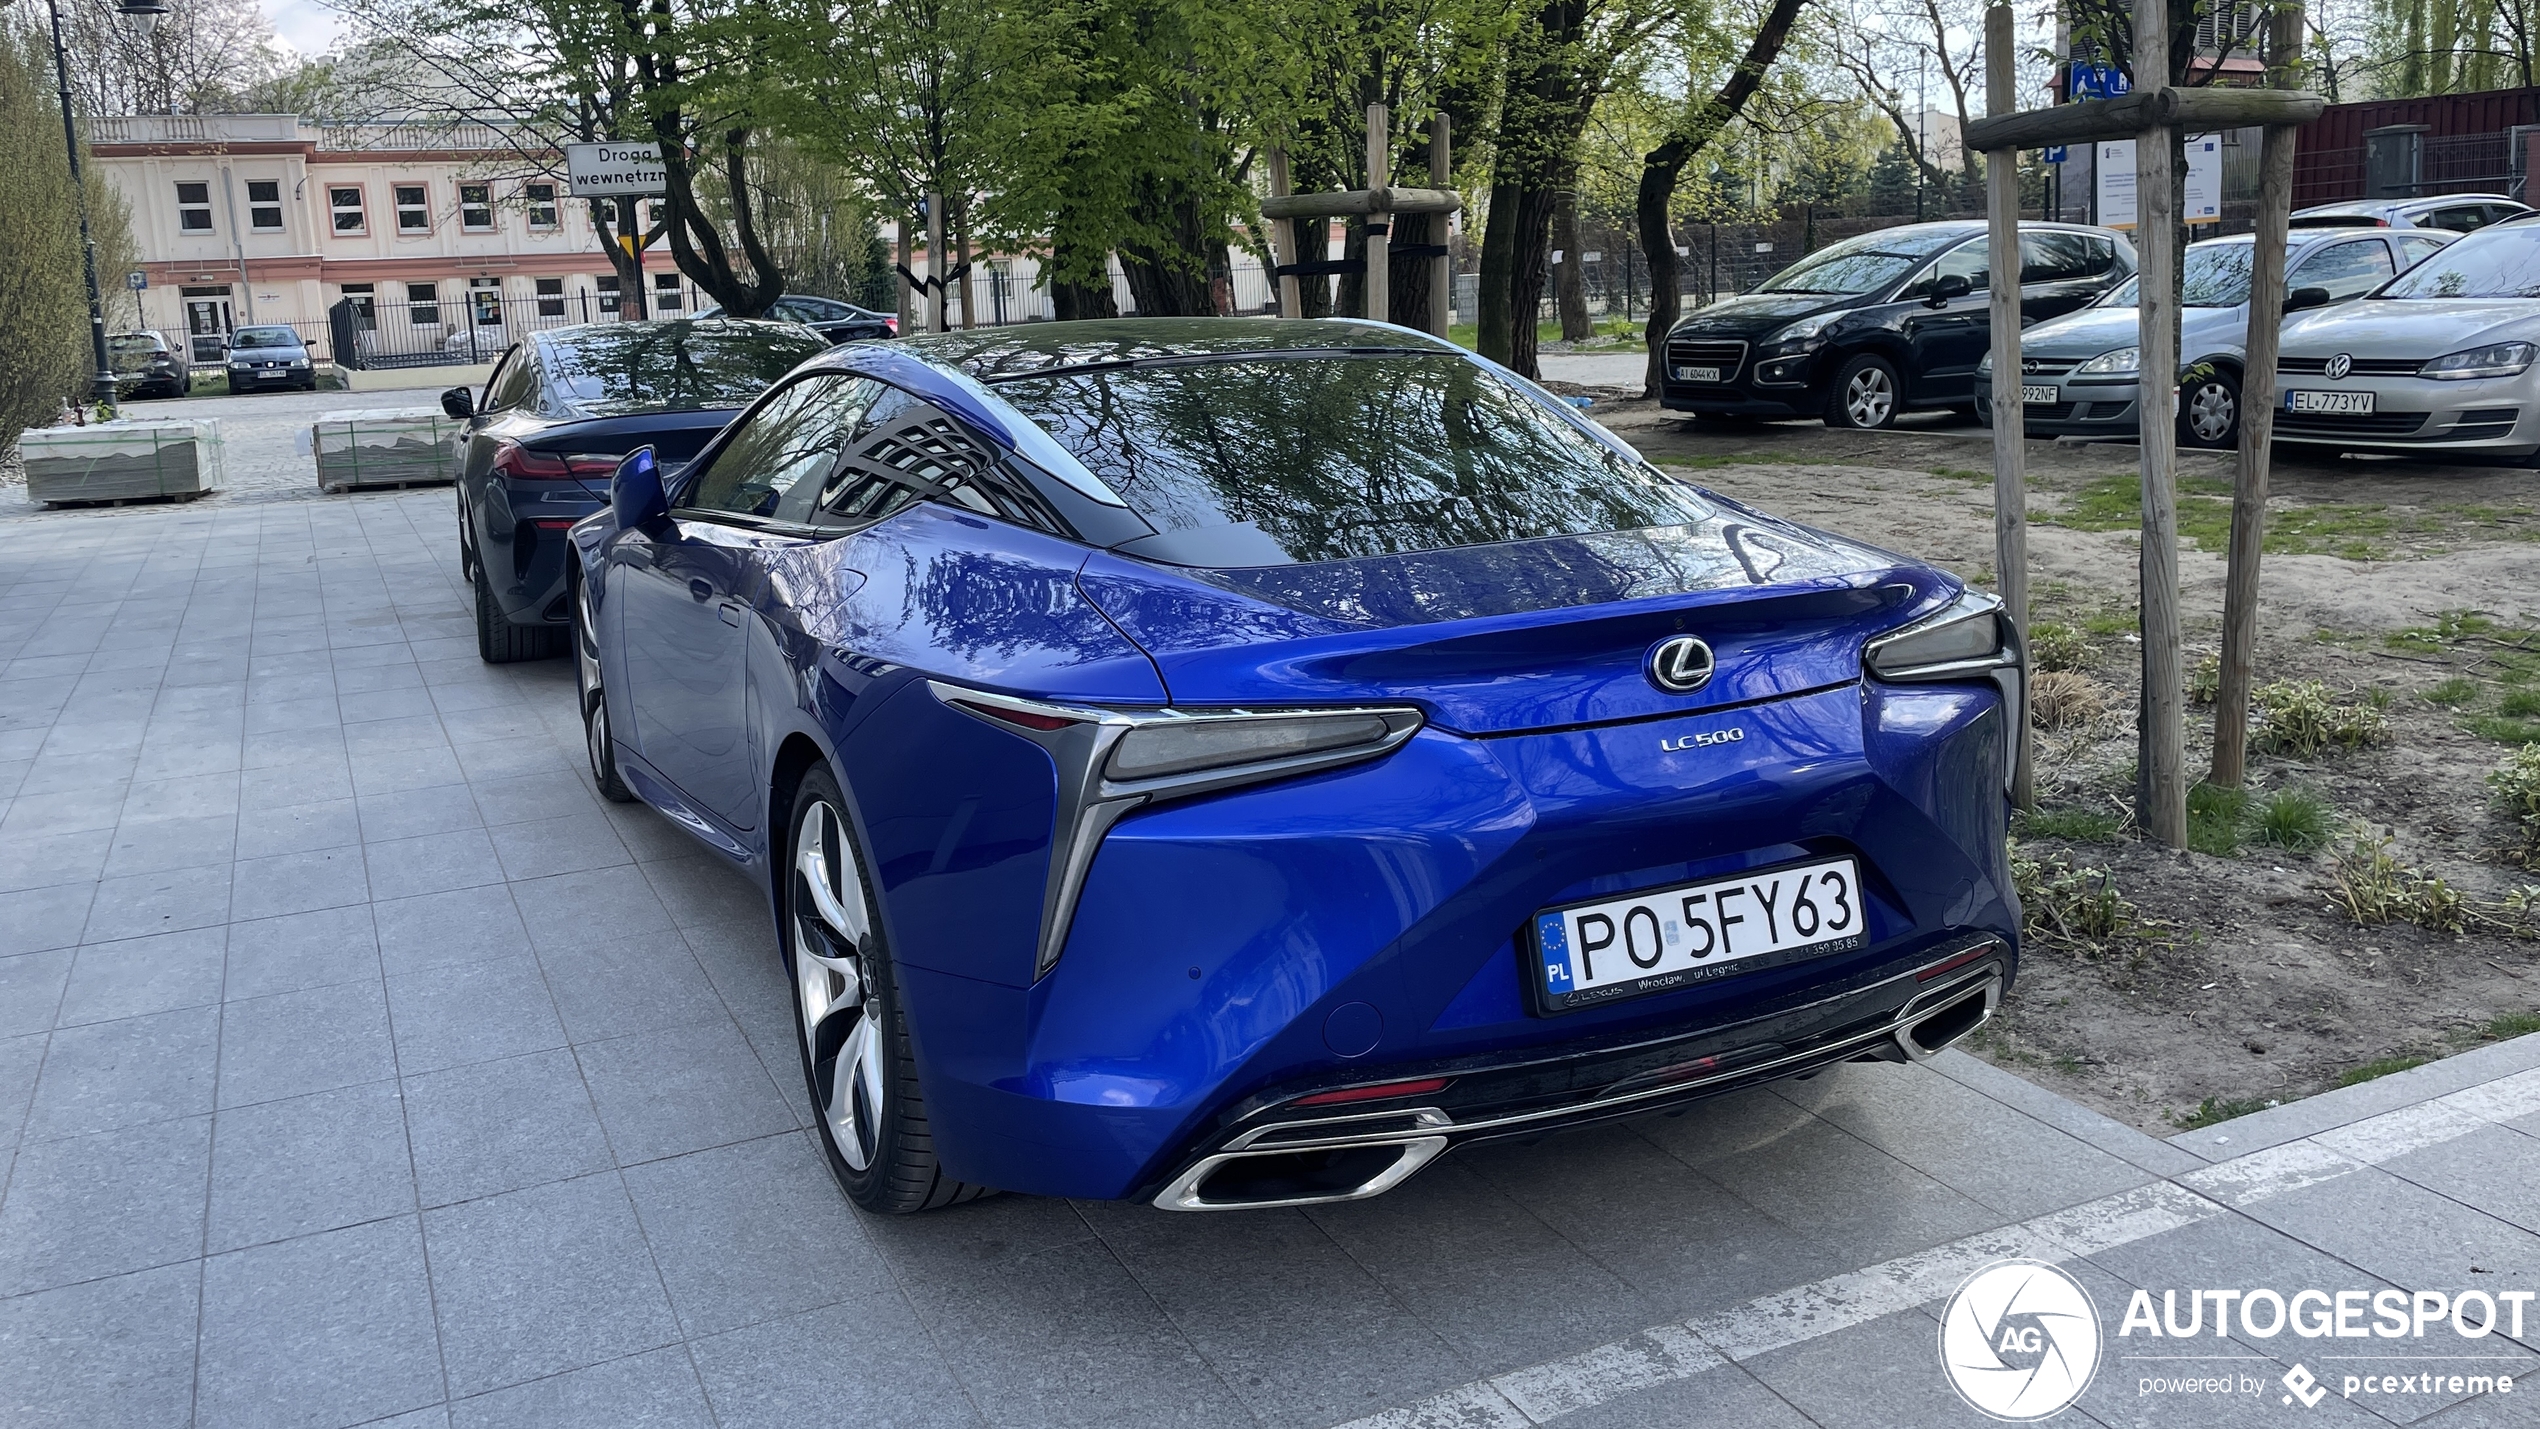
[1938,1259,2102,1420]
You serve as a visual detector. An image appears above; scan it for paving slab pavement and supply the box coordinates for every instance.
[1,488,2535,1428]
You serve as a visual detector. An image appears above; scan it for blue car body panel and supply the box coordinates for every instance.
[570,319,2021,1205]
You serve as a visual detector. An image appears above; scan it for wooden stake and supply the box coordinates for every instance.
[1266,148,1301,320]
[2212,1,2306,789]
[2135,0,2189,847]
[925,191,947,334]
[1364,104,1391,322]
[1982,2,2032,811]
[1429,114,1454,337]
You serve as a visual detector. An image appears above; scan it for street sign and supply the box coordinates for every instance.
[2043,145,2067,163]
[2069,62,2131,100]
[565,142,667,197]
[126,270,146,291]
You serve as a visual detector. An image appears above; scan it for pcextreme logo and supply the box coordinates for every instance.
[1938,1260,2103,1420]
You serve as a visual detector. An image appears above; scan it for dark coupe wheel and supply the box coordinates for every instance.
[2179,370,2240,450]
[1824,354,1902,430]
[472,558,567,663]
[784,767,988,1214]
[574,574,636,804]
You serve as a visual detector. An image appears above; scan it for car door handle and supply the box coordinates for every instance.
[717,600,744,628]
[688,578,714,602]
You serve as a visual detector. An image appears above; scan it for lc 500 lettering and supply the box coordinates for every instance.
[1659,727,1744,753]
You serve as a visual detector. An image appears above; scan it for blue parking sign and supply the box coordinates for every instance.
[2043,145,2067,163]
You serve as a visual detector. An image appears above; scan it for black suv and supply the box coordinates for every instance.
[1658,221,2135,429]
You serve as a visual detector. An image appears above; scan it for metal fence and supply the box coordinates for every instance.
[329,287,714,371]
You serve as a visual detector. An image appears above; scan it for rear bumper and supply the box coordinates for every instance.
[890,679,2020,1203]
[482,481,607,623]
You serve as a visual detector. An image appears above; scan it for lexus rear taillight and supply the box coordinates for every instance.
[490,441,620,481]
[1291,1077,1451,1107]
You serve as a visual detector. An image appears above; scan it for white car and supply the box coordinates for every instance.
[2274,217,2540,459]
[2291,193,2532,233]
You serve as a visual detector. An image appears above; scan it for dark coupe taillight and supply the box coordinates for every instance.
[490,441,621,481]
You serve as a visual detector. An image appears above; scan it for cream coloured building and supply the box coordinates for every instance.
[91,114,698,365]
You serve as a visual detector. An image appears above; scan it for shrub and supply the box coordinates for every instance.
[2187,653,2221,705]
[2016,805,2122,842]
[2251,680,2391,757]
[2253,788,2332,852]
[2027,622,2096,673]
[2491,744,2540,867]
[2329,827,2467,933]
[2030,671,2108,730]
[2011,842,2134,944]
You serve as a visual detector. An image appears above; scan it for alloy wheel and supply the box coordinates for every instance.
[2185,381,2236,445]
[1846,367,1895,428]
[793,798,883,1171]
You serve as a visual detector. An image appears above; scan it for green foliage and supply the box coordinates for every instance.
[2186,653,2220,706]
[2329,827,2468,933]
[2504,691,2540,718]
[2253,788,2333,853]
[2250,680,2390,757]
[2167,1095,2273,1130]
[2483,1011,2540,1041]
[2014,805,2122,843]
[2043,472,2426,560]
[2422,677,2481,708]
[2334,1055,2430,1088]
[2011,842,2134,945]
[2469,716,2540,745]
[2186,782,2248,857]
[2491,745,2540,868]
[2026,622,2095,674]
[0,31,128,451]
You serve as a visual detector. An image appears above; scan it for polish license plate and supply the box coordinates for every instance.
[2287,389,2372,414]
[256,369,287,379]
[1531,856,1866,1013]
[1674,366,1721,383]
[2020,384,2059,404]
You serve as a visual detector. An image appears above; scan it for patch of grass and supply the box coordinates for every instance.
[2167,1095,2274,1130]
[2016,805,2123,843]
[1929,465,1989,482]
[2253,788,2333,852]
[2027,622,2096,673]
[2250,680,2391,757]
[2041,474,2414,559]
[2081,609,2136,637]
[2334,1054,2430,1088]
[2422,677,2481,708]
[2187,782,2249,857]
[2467,715,2540,745]
[2503,691,2540,718]
[2482,1011,2540,1040]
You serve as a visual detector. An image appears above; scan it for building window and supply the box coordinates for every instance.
[524,182,558,229]
[597,275,621,314]
[246,180,283,232]
[176,181,213,233]
[459,183,494,231]
[534,276,565,317]
[651,272,683,311]
[469,276,502,325]
[406,281,439,325]
[395,184,429,232]
[339,283,377,330]
[328,186,366,233]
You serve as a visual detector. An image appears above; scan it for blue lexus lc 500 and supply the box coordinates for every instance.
[567,318,2022,1213]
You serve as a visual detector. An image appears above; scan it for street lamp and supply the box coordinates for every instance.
[47,0,168,414]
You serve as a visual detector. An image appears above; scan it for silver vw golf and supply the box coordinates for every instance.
[2273,216,2540,459]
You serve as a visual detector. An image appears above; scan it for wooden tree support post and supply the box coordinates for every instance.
[2134,0,2189,848]
[1982,2,2032,812]
[1265,148,1302,320]
[1364,104,1391,322]
[1429,115,1453,337]
[2212,1,2307,789]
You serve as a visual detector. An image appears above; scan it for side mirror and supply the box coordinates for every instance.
[611,446,667,530]
[2283,285,2334,313]
[1928,273,1973,306]
[440,386,474,420]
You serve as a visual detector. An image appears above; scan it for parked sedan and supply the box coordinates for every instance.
[2273,217,2540,459]
[568,318,2022,1213]
[225,325,316,392]
[1659,220,2134,429]
[698,293,898,343]
[108,332,186,399]
[449,318,832,662]
[2291,193,2532,232]
[1973,225,2456,448]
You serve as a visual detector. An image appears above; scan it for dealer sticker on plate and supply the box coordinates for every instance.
[1532,856,1866,1013]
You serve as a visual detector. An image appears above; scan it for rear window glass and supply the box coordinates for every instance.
[109,335,161,353]
[543,322,830,415]
[989,353,1712,564]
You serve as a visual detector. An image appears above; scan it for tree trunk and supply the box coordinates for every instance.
[1552,191,1593,340]
[1290,216,1332,318]
[1391,210,1438,330]
[1633,0,1809,396]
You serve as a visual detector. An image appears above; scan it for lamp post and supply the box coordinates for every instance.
[47,0,167,415]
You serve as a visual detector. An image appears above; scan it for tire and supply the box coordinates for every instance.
[2179,369,2240,450]
[783,766,991,1214]
[573,572,637,804]
[472,558,565,663]
[1824,354,1903,430]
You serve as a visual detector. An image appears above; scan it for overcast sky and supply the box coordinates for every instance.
[259,0,344,56]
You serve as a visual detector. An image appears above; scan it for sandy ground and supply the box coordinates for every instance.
[1606,400,2540,1132]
